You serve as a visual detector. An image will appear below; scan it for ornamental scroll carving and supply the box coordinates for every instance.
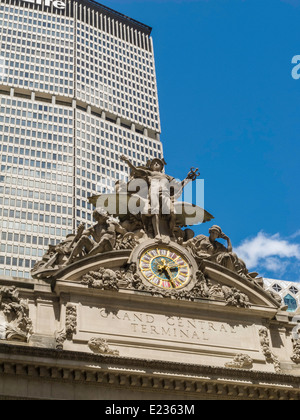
[66,304,77,340]
[291,338,300,364]
[0,286,33,343]
[259,327,281,373]
[55,329,66,351]
[55,304,77,350]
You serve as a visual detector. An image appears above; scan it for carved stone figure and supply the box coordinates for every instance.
[120,155,201,240]
[0,286,33,342]
[66,209,127,264]
[186,225,261,284]
[32,210,129,279]
[88,337,120,356]
[186,225,229,259]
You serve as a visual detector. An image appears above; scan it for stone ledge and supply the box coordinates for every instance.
[0,342,299,387]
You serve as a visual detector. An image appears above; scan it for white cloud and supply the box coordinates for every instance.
[235,232,300,276]
[262,257,290,278]
[290,230,300,239]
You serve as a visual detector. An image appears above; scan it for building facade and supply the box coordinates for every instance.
[0,0,163,279]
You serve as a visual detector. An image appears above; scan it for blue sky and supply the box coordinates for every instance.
[104,0,300,282]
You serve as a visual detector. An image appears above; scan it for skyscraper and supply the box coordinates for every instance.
[0,0,163,278]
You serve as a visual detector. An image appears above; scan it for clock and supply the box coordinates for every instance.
[139,246,191,290]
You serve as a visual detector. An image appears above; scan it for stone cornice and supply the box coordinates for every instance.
[0,342,299,401]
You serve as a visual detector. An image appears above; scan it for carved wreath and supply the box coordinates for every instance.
[80,266,251,308]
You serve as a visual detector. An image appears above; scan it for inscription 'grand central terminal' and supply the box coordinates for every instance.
[99,310,238,342]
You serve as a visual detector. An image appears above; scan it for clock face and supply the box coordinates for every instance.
[139,246,191,290]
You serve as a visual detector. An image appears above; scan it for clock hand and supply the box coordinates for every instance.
[167,263,178,270]
[156,260,176,288]
[157,261,166,272]
[165,266,176,288]
[157,259,169,272]
[157,260,175,287]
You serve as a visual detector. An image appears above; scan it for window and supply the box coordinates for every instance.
[289,286,299,295]
[284,294,298,313]
[272,284,282,293]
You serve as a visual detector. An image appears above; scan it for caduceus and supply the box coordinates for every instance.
[187,167,201,181]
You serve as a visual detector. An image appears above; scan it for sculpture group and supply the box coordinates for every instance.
[32,155,263,292]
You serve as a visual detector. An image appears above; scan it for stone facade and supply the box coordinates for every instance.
[0,250,300,400]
